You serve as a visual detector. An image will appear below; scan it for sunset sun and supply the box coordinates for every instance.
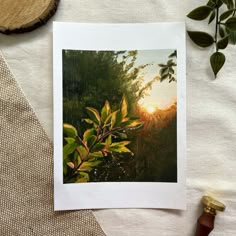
[146,105,156,114]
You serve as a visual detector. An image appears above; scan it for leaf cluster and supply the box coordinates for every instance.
[63,50,156,131]
[63,96,144,183]
[187,0,236,77]
[158,50,177,83]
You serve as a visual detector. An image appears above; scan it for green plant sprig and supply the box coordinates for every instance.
[63,95,144,183]
[158,50,177,82]
[187,0,236,78]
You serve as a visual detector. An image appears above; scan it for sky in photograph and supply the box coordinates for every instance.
[134,49,177,110]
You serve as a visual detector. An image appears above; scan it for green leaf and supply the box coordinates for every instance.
[225,17,236,31]
[86,107,101,124]
[120,95,128,118]
[63,160,68,176]
[219,26,225,37]
[227,0,234,9]
[105,135,112,145]
[121,119,144,130]
[208,11,216,24]
[75,151,82,165]
[114,132,128,140]
[187,6,213,21]
[87,151,104,160]
[91,143,106,152]
[169,67,175,74]
[220,9,234,21]
[110,141,130,147]
[83,118,94,124]
[121,118,137,126]
[63,142,78,158]
[210,52,226,77]
[217,36,229,49]
[83,128,95,142]
[63,123,78,138]
[64,137,76,144]
[167,59,173,66]
[216,0,224,7]
[103,113,112,126]
[207,0,216,7]
[67,162,75,169]
[87,160,103,166]
[78,164,92,172]
[87,135,97,148]
[78,161,102,172]
[77,145,88,160]
[158,64,167,67]
[187,31,214,47]
[160,67,168,76]
[111,146,133,154]
[168,50,177,58]
[101,100,111,122]
[111,110,122,128]
[75,172,90,183]
[108,141,133,154]
[160,73,169,82]
[229,31,236,44]
[225,26,236,43]
[111,111,117,127]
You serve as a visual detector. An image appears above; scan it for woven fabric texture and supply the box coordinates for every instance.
[0,51,105,236]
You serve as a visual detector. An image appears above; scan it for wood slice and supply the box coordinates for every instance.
[0,0,59,34]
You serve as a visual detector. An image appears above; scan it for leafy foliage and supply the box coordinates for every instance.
[158,50,177,83]
[187,31,214,47]
[63,50,159,130]
[63,96,144,183]
[187,0,236,78]
[217,36,229,49]
[210,51,226,76]
[187,6,213,20]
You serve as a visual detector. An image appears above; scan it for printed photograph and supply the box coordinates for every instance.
[62,49,177,184]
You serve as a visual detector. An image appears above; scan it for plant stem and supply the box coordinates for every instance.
[234,0,236,16]
[76,135,89,152]
[97,127,124,143]
[215,6,219,52]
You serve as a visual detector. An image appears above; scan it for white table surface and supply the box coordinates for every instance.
[0,1,235,235]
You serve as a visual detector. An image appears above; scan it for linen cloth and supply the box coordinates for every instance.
[0,52,105,236]
[0,0,235,235]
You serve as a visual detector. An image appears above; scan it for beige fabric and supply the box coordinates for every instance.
[0,52,105,236]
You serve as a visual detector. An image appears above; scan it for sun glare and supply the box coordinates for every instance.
[145,105,156,114]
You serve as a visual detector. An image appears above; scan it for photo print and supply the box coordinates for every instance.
[53,22,186,210]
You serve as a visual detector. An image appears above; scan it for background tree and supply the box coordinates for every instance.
[63,50,145,132]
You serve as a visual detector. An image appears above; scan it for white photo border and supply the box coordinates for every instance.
[53,22,186,210]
